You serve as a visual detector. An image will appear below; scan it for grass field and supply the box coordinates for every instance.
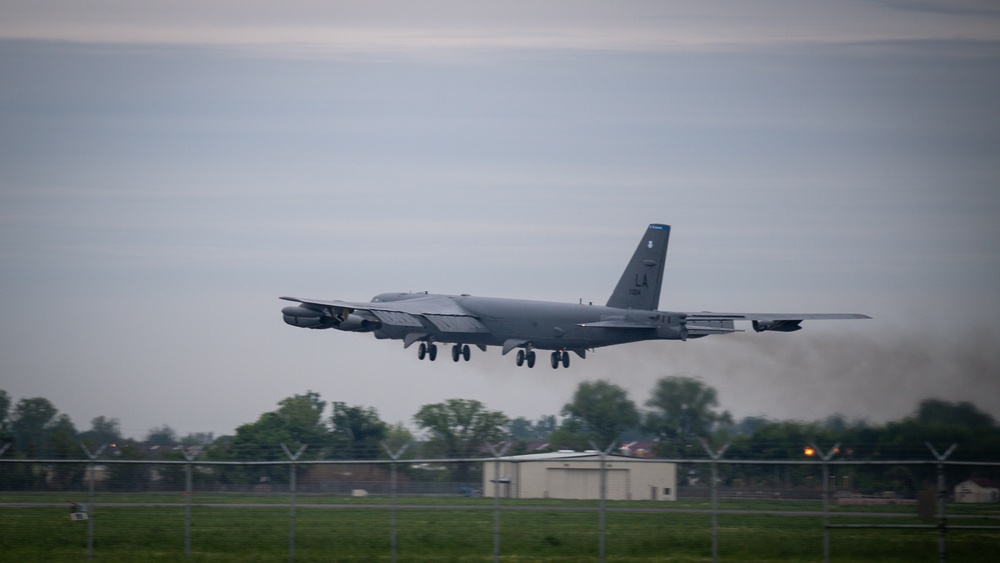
[1,494,997,562]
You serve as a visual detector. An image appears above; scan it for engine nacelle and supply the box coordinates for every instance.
[282,306,378,332]
[282,306,334,329]
[752,320,803,333]
[335,314,377,332]
[656,316,688,341]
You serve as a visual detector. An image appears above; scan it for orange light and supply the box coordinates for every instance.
[803,446,816,457]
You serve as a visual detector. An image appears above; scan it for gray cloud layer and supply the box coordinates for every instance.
[1,3,997,437]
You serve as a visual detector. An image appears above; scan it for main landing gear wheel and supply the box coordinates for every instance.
[418,343,438,361]
[451,344,472,362]
[516,350,536,368]
[550,350,570,369]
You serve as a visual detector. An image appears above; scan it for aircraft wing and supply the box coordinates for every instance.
[280,295,490,334]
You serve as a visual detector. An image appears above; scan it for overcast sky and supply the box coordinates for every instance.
[1,1,998,441]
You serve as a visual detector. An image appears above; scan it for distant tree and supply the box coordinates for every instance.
[548,416,594,451]
[330,402,387,458]
[0,389,10,436]
[644,376,732,457]
[534,415,558,437]
[382,422,415,456]
[210,391,333,487]
[734,416,771,436]
[562,380,640,448]
[46,414,82,486]
[509,415,559,442]
[180,432,214,447]
[232,391,331,458]
[508,417,534,440]
[414,399,508,458]
[11,397,59,457]
[146,424,178,447]
[81,416,122,448]
[915,399,995,430]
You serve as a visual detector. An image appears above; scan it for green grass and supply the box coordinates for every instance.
[1,495,997,562]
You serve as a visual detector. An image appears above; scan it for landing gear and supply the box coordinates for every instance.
[550,350,570,369]
[515,349,537,368]
[452,344,471,362]
[418,342,438,361]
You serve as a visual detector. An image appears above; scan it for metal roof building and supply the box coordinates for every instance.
[481,451,676,501]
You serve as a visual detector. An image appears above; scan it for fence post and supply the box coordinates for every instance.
[589,439,620,563]
[381,441,410,563]
[926,442,957,563]
[486,442,512,563]
[700,439,730,563]
[280,443,308,562]
[80,443,106,561]
[181,446,199,561]
[811,442,840,563]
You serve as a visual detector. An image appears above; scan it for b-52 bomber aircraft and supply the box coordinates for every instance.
[281,224,868,369]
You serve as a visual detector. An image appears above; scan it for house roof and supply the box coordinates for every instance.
[966,477,1000,489]
[495,450,666,462]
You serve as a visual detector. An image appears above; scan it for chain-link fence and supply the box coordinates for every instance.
[2,444,998,562]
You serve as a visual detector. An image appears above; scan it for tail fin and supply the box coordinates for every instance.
[606,224,670,310]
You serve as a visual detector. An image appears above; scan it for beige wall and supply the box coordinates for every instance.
[482,457,676,501]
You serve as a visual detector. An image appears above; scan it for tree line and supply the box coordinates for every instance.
[2,378,998,465]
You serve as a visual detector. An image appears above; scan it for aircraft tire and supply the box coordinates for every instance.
[452,345,460,362]
[551,352,560,369]
[562,352,570,368]
[516,350,525,366]
[428,344,437,361]
[527,351,536,368]
[418,343,427,360]
[462,345,471,361]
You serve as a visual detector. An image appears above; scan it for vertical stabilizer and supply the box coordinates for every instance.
[606,224,670,310]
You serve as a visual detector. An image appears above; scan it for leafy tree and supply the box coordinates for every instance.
[80,416,121,448]
[414,399,509,459]
[330,402,387,458]
[45,414,82,485]
[534,415,558,437]
[214,391,331,485]
[508,417,534,440]
[561,380,639,448]
[548,416,594,451]
[180,432,215,446]
[11,397,59,457]
[0,389,10,437]
[644,376,732,457]
[510,415,559,441]
[382,422,415,457]
[915,399,995,430]
[146,424,178,447]
[235,392,330,457]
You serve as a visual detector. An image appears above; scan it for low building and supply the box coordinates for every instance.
[481,451,676,501]
[955,478,1000,503]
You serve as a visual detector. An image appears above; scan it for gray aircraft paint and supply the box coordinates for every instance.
[281,224,868,368]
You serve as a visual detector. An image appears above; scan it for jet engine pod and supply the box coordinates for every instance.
[752,320,803,333]
[282,306,332,329]
[656,319,688,341]
[335,314,378,332]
